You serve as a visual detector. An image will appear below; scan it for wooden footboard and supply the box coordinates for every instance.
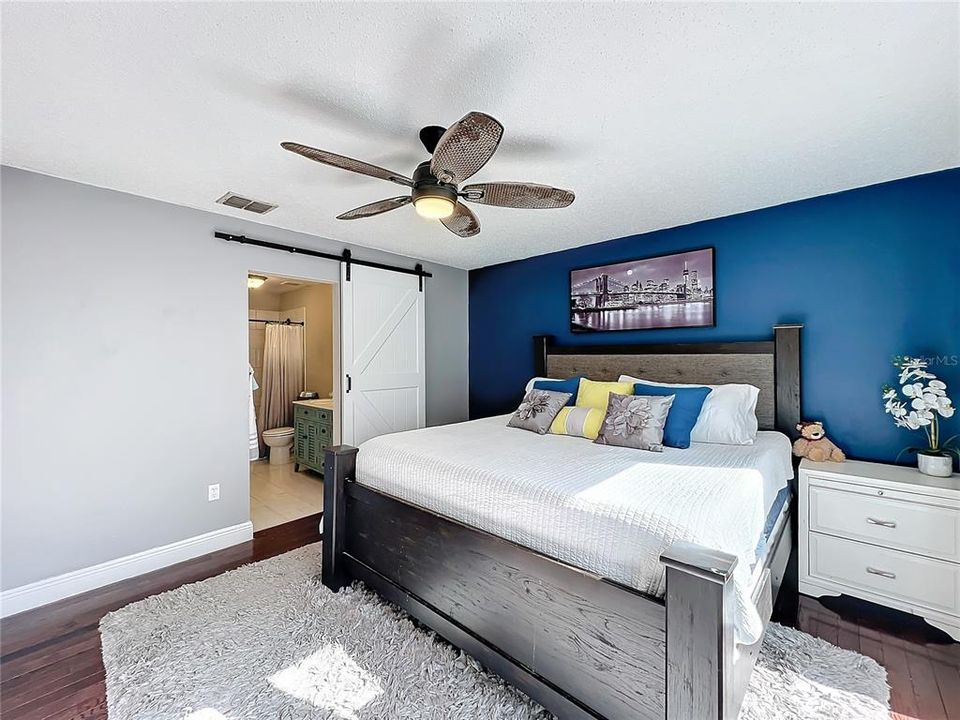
[322,444,792,720]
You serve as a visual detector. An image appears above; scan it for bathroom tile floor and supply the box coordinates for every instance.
[249,460,324,531]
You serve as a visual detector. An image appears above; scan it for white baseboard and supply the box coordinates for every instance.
[0,521,254,618]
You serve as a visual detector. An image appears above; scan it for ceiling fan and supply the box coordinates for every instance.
[280,112,574,238]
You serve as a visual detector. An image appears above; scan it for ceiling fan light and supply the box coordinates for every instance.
[248,274,267,289]
[414,196,455,219]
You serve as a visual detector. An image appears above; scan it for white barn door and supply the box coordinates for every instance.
[340,263,426,446]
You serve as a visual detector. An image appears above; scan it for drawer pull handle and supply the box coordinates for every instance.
[866,517,897,528]
[866,567,896,579]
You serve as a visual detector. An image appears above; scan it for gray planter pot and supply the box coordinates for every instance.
[918,451,954,477]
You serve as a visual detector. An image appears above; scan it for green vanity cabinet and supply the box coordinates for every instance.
[293,403,334,474]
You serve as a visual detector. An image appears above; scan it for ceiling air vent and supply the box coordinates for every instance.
[216,192,277,215]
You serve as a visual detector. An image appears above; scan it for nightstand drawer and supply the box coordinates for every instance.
[809,482,960,562]
[808,533,960,615]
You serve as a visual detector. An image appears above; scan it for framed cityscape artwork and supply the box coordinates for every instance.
[570,247,715,332]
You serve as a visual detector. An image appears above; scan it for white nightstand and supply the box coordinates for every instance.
[799,458,960,641]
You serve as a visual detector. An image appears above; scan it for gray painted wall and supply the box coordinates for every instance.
[0,166,469,590]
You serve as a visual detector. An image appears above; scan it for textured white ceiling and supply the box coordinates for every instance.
[2,3,957,270]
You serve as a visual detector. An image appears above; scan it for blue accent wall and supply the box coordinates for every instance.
[469,169,960,463]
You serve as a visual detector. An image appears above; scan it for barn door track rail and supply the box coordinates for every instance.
[215,231,431,287]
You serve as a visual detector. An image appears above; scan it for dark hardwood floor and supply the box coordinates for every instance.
[1,513,322,720]
[796,593,960,720]
[2,514,956,719]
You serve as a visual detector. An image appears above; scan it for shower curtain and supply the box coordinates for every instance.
[260,323,305,455]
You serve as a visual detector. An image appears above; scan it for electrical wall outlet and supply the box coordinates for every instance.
[208,483,220,502]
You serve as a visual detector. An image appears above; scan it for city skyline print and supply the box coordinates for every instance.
[570,247,715,332]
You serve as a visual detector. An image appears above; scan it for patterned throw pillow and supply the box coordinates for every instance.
[594,393,675,452]
[549,406,606,440]
[507,389,573,434]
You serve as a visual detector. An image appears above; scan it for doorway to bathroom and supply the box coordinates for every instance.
[248,273,336,531]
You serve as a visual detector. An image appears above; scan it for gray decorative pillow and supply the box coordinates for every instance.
[594,393,675,452]
[507,389,572,434]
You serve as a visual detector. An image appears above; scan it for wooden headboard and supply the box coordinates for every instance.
[533,325,802,436]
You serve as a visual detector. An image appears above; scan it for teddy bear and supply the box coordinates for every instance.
[793,420,846,462]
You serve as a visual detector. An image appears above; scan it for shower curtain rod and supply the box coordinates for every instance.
[215,231,432,285]
[248,318,305,326]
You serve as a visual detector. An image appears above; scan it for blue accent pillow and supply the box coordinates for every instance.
[632,382,711,449]
[533,376,584,406]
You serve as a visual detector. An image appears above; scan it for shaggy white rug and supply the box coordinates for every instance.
[100,544,889,720]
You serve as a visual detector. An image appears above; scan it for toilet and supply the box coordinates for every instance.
[262,426,295,465]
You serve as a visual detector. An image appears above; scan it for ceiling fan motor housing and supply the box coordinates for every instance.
[411,161,458,206]
[418,125,446,154]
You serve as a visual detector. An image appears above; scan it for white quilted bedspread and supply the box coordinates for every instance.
[355,415,793,645]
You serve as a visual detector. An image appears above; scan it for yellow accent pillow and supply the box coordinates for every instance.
[549,406,606,440]
[575,379,635,409]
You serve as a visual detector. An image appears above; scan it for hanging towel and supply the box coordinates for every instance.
[249,364,260,461]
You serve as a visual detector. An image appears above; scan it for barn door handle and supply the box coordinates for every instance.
[346,374,352,393]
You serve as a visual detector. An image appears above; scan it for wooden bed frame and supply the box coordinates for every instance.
[322,324,802,720]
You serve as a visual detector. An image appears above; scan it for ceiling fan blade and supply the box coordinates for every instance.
[440,202,481,238]
[281,142,414,187]
[430,112,503,185]
[337,196,411,220]
[460,182,575,209]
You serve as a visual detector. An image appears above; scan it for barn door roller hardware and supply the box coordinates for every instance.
[215,232,432,288]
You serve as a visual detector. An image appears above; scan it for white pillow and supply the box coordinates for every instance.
[619,374,760,445]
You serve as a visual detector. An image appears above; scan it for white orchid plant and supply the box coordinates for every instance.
[882,356,958,462]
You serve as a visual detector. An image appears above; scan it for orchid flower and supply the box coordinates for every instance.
[902,383,925,400]
[884,356,958,466]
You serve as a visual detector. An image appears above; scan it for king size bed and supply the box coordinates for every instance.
[322,324,802,720]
